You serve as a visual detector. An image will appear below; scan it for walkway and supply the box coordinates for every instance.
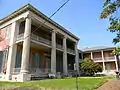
[97,79,120,90]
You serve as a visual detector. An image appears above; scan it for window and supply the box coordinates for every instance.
[6,26,11,39]
[31,53,42,68]
[15,50,22,68]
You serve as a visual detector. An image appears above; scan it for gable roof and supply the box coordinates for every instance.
[0,4,79,40]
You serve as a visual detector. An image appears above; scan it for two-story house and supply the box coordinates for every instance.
[0,4,79,82]
[82,46,118,75]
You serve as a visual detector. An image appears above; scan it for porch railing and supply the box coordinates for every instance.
[31,34,51,46]
[67,48,75,54]
[56,43,63,50]
[12,68,51,75]
[16,34,51,46]
[104,56,115,61]
[13,68,21,75]
[30,68,51,74]
[16,34,24,41]
[93,57,102,61]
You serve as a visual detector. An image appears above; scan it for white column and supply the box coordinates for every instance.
[101,50,105,72]
[90,52,93,59]
[51,30,56,74]
[63,36,67,74]
[6,21,19,80]
[75,42,79,72]
[114,55,118,71]
[20,17,31,74]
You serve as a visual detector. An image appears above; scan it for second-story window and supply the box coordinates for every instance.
[6,26,11,39]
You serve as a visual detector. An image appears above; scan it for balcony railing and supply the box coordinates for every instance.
[104,56,115,60]
[16,34,51,46]
[93,57,102,61]
[56,43,63,50]
[67,48,75,54]
[31,34,51,46]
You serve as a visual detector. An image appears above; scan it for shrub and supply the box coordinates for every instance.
[80,58,102,76]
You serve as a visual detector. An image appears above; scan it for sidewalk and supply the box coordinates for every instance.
[97,79,120,90]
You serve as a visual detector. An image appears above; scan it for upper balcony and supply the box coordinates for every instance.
[93,56,116,62]
[93,57,103,62]
[17,34,74,53]
[104,56,115,62]
[56,43,63,50]
[67,48,75,55]
[16,33,52,47]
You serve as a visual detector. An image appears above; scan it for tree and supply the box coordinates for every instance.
[100,0,120,45]
[101,0,120,70]
[80,58,102,76]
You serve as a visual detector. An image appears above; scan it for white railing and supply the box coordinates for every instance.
[56,43,63,50]
[17,34,51,46]
[104,56,115,60]
[67,48,75,54]
[93,57,102,61]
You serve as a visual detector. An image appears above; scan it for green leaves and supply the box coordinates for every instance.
[80,58,102,76]
[101,0,120,46]
[112,46,120,55]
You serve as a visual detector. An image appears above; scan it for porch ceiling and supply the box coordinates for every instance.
[30,42,51,52]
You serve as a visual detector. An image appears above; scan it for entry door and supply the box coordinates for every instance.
[106,63,111,72]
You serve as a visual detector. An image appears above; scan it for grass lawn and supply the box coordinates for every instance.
[0,76,115,90]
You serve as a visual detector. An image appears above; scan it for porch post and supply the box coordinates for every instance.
[6,21,19,80]
[90,52,93,59]
[20,16,31,74]
[63,35,67,74]
[115,55,118,71]
[51,30,56,74]
[75,42,79,72]
[101,50,105,72]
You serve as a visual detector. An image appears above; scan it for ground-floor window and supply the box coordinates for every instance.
[15,50,22,68]
[45,57,51,71]
[31,53,42,69]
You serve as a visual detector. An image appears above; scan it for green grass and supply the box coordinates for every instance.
[0,76,115,90]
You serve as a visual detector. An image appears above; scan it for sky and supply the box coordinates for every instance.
[0,0,116,49]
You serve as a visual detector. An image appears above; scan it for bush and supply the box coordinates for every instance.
[80,58,102,76]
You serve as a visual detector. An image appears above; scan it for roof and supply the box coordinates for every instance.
[0,4,79,40]
[82,46,115,52]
